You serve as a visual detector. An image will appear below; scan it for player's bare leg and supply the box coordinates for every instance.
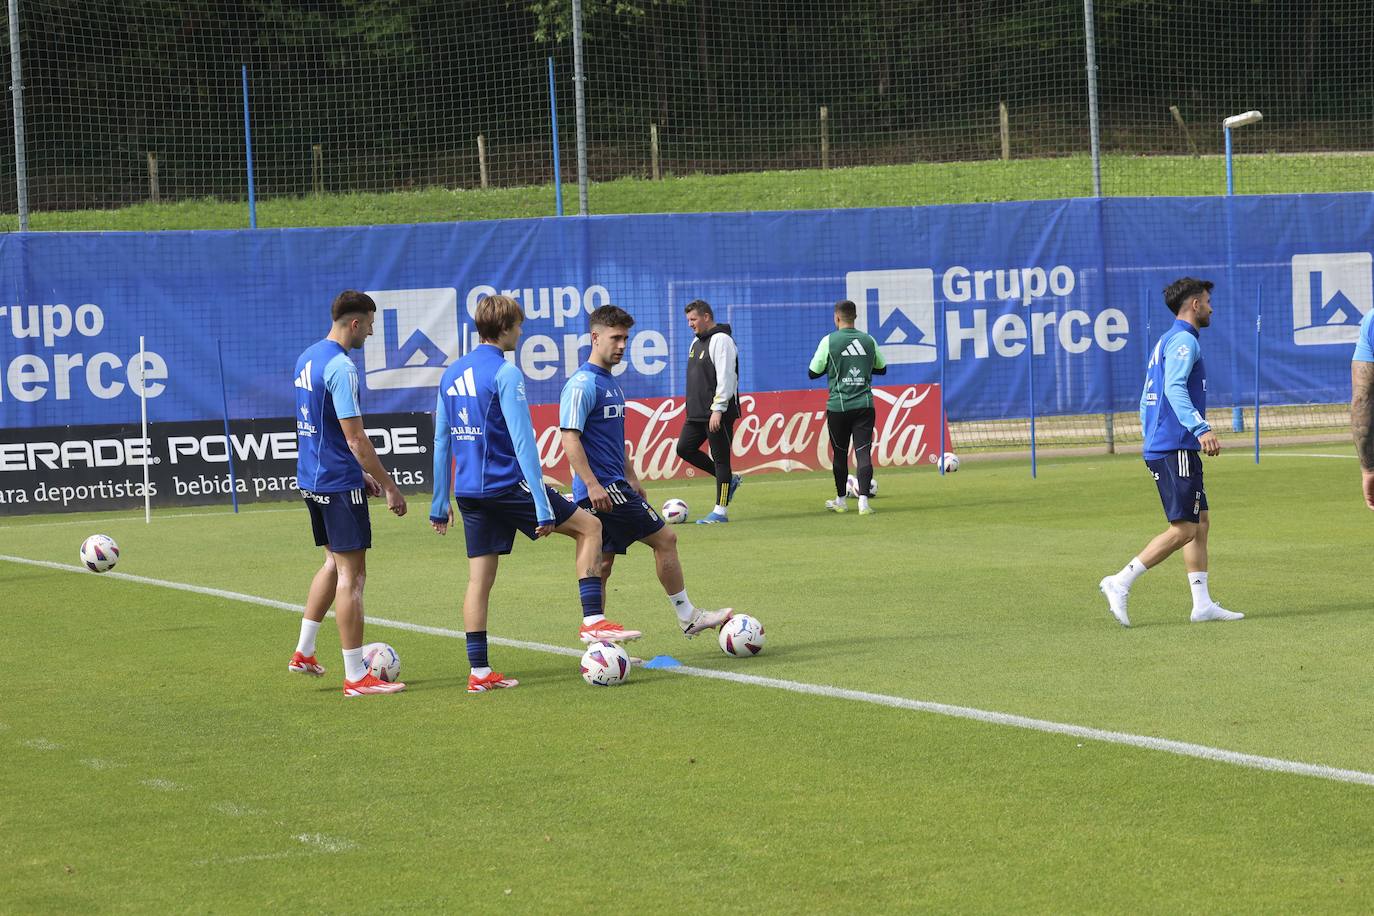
[462,553,518,692]
[1101,521,1193,628]
[560,509,640,643]
[640,525,732,637]
[289,548,334,675]
[1182,512,1242,622]
[334,548,403,696]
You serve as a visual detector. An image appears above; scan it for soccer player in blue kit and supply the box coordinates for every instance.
[429,295,641,694]
[559,305,733,637]
[290,289,409,697]
[1099,277,1243,628]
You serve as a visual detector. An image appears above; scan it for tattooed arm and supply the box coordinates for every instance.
[1351,360,1374,509]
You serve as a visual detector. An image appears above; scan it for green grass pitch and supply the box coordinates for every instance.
[2,448,1373,912]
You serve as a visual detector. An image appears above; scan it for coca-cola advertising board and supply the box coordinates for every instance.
[0,385,946,515]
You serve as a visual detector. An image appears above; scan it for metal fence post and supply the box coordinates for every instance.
[1082,0,1102,198]
[9,0,30,230]
[571,0,589,216]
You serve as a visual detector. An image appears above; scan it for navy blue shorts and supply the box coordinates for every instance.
[1145,450,1208,523]
[578,480,666,555]
[303,487,371,553]
[456,482,579,558]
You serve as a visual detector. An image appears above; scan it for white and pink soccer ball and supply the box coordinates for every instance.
[362,642,401,682]
[661,498,690,524]
[941,452,960,473]
[581,640,631,686]
[845,475,877,498]
[80,534,120,573]
[718,614,765,657]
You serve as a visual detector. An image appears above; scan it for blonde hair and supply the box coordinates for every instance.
[474,294,524,340]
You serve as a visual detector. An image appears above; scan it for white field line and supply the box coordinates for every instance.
[7,554,1374,790]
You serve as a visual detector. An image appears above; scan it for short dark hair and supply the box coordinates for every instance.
[834,300,858,322]
[331,289,376,322]
[474,294,524,340]
[589,304,635,331]
[684,299,713,319]
[1163,277,1214,315]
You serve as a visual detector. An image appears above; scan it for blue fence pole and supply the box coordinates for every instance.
[938,298,946,476]
[217,339,240,513]
[548,57,564,217]
[241,65,257,229]
[1254,281,1262,464]
[1028,331,1037,479]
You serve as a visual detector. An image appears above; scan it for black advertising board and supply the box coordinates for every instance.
[0,413,434,515]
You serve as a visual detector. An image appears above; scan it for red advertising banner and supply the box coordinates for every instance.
[530,384,950,485]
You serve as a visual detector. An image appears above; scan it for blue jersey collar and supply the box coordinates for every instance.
[1172,318,1200,338]
[581,361,613,378]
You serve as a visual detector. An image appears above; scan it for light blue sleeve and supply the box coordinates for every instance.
[1162,334,1210,435]
[496,364,554,523]
[1354,310,1374,362]
[324,353,361,419]
[558,373,596,431]
[429,391,452,522]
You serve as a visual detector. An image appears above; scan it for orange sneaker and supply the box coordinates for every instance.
[467,671,519,693]
[578,619,643,643]
[343,672,406,697]
[288,651,325,676]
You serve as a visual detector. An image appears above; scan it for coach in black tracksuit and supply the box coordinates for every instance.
[677,299,742,524]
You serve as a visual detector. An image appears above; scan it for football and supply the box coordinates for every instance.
[718,614,765,657]
[580,640,631,686]
[942,452,960,473]
[845,475,877,498]
[79,534,120,573]
[362,642,401,682]
[661,498,690,524]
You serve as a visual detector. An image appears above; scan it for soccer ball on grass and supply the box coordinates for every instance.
[718,614,765,657]
[941,452,960,473]
[845,475,877,498]
[661,498,690,524]
[80,534,120,573]
[581,640,631,686]
[362,642,401,682]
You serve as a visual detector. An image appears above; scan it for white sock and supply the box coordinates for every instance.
[1188,571,1212,610]
[583,613,606,625]
[342,646,367,682]
[1117,557,1148,588]
[833,495,847,507]
[669,589,696,624]
[471,666,492,679]
[858,495,870,510]
[296,619,321,656]
[713,504,727,517]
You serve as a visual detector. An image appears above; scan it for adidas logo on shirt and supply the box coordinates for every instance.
[294,363,313,390]
[842,340,868,357]
[446,367,477,398]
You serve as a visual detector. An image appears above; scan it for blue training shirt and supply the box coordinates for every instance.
[558,362,629,501]
[1140,318,1210,460]
[1353,309,1374,362]
[429,343,552,523]
[295,339,364,492]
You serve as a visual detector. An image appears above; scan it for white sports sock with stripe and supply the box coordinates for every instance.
[1188,571,1211,610]
[669,589,696,624]
[1116,556,1147,588]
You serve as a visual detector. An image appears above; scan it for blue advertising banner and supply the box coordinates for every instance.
[0,192,1370,432]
